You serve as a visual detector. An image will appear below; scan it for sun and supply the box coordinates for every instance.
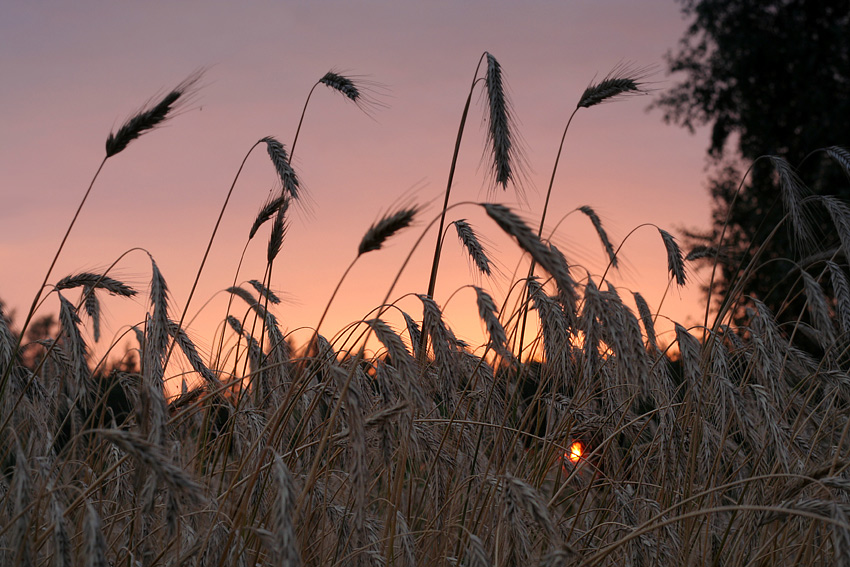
[566,440,584,464]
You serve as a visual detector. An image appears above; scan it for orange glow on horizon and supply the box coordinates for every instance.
[1,1,712,397]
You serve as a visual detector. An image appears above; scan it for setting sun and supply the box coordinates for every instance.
[567,441,585,464]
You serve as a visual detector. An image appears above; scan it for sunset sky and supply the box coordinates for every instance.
[1,1,714,372]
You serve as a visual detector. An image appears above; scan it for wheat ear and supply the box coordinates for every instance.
[454,219,492,276]
[484,52,523,191]
[658,228,686,286]
[482,203,575,295]
[84,502,109,567]
[426,51,522,300]
[579,206,618,268]
[576,63,651,109]
[106,70,202,157]
[291,69,387,158]
[261,137,301,199]
[359,206,420,256]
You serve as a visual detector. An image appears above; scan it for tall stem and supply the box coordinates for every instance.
[516,108,579,355]
[424,54,487,301]
[2,156,108,391]
[25,157,108,338]
[165,141,262,370]
[289,81,320,162]
[536,108,579,240]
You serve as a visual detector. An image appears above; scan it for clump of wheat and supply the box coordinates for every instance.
[4,58,850,567]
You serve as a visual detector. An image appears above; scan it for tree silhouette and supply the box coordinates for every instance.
[655,0,850,331]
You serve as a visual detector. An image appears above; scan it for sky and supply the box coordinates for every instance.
[0,1,714,373]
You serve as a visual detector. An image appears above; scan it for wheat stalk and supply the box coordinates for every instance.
[249,279,282,305]
[250,194,289,240]
[454,219,492,276]
[473,286,512,360]
[483,52,522,191]
[261,137,301,200]
[358,206,419,256]
[49,487,71,567]
[482,203,575,296]
[267,205,288,263]
[58,293,90,400]
[105,70,202,157]
[633,291,658,351]
[10,442,33,567]
[55,272,137,297]
[576,63,651,109]
[166,319,219,388]
[84,502,109,567]
[827,146,850,180]
[273,453,302,567]
[658,228,686,286]
[769,155,814,250]
[827,261,850,335]
[579,206,618,268]
[425,51,522,300]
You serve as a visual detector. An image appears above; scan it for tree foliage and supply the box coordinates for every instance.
[656,0,850,329]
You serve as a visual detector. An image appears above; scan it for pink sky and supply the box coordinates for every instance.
[1,1,714,375]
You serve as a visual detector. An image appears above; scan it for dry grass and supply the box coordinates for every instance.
[3,62,850,567]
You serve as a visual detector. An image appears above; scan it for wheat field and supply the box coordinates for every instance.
[3,57,850,566]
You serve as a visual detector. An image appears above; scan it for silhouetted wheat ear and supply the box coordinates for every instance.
[577,64,651,109]
[528,277,571,365]
[166,319,218,387]
[250,194,289,240]
[100,429,205,501]
[83,284,101,342]
[366,318,415,374]
[267,205,288,263]
[55,272,137,296]
[454,219,492,276]
[658,228,686,286]
[484,52,515,189]
[473,286,511,359]
[579,205,618,267]
[358,205,419,255]
[801,271,835,346]
[481,203,575,295]
[633,291,658,351]
[401,310,422,358]
[317,69,388,116]
[105,70,202,157]
[320,70,361,101]
[147,260,169,355]
[58,293,90,394]
[249,279,281,304]
[261,137,300,199]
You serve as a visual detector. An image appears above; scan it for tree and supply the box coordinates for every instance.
[655,0,850,335]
